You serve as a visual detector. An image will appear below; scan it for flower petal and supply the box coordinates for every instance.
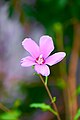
[45,52,66,66]
[39,35,54,58]
[35,64,50,76]
[22,38,40,58]
[21,56,36,67]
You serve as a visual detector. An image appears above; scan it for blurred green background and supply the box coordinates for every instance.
[0,0,80,120]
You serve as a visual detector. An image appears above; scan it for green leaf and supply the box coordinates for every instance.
[52,97,56,103]
[30,103,57,116]
[45,76,48,85]
[74,108,80,120]
[0,110,21,120]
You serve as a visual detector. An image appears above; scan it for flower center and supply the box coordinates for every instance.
[36,54,45,65]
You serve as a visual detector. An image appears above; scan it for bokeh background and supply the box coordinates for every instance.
[0,0,80,120]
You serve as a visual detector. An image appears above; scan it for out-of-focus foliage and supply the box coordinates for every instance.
[0,110,21,120]
[74,109,80,120]
[7,0,80,24]
[56,78,66,90]
[5,0,79,55]
[76,85,80,95]
[19,82,48,112]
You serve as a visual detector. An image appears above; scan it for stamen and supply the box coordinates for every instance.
[36,54,45,65]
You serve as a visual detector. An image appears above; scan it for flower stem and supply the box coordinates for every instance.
[39,74,61,120]
[0,103,10,113]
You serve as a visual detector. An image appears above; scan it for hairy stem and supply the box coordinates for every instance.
[39,74,61,120]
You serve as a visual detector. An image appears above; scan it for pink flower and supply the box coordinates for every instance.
[21,35,66,76]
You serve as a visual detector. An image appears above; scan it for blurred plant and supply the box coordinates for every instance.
[0,110,21,120]
[74,108,80,120]
[76,85,80,95]
[0,102,21,120]
[0,103,10,113]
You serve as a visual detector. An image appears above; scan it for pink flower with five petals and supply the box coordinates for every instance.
[21,35,66,76]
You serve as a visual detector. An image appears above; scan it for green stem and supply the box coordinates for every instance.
[39,74,61,120]
[45,76,48,85]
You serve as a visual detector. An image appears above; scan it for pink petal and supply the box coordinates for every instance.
[21,56,36,67]
[35,64,50,76]
[39,35,54,58]
[45,52,66,66]
[22,38,40,58]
